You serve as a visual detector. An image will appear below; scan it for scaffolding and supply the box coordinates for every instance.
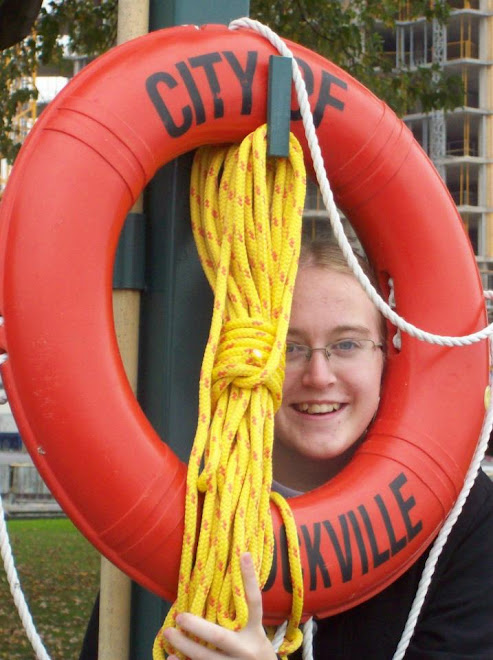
[428,18,446,180]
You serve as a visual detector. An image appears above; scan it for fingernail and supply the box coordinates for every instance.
[241,552,252,566]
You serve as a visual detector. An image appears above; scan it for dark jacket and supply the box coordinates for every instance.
[292,469,493,659]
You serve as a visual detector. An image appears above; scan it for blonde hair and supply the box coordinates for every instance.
[299,221,386,342]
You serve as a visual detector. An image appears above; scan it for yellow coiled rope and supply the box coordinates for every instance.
[153,125,306,659]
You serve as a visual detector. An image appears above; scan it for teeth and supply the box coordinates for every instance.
[297,402,341,414]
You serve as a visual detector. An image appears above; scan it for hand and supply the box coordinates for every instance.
[164,553,278,660]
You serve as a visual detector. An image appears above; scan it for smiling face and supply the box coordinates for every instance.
[273,265,385,491]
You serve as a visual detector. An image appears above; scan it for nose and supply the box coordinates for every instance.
[301,350,337,389]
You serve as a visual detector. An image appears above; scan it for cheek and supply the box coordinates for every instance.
[357,368,383,416]
[281,369,297,399]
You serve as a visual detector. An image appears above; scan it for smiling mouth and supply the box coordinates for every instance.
[294,402,342,414]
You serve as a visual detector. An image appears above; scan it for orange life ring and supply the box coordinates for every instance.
[0,24,487,623]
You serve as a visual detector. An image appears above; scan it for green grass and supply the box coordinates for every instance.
[0,518,100,659]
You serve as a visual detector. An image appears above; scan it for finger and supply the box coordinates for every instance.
[240,553,263,629]
[164,624,227,660]
[170,612,239,656]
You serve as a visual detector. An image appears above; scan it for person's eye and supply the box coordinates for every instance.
[333,339,361,353]
[286,343,304,356]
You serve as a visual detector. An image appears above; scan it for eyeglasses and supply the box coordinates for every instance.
[285,338,383,368]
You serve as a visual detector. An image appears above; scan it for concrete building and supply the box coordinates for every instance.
[393,0,493,299]
[305,1,493,312]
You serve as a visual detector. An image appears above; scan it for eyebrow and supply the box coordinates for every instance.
[287,324,373,339]
[331,324,373,337]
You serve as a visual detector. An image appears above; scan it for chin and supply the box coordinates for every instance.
[305,436,356,459]
[308,439,360,466]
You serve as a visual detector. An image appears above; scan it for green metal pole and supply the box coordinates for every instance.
[150,0,249,27]
[130,1,250,657]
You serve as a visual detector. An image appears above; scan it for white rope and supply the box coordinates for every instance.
[301,617,314,660]
[0,494,51,659]
[0,21,489,660]
[229,16,493,659]
[270,617,314,660]
[271,620,288,653]
[0,311,48,656]
[0,316,7,365]
[392,337,493,658]
[0,312,49,657]
[229,17,493,348]
[388,279,402,350]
